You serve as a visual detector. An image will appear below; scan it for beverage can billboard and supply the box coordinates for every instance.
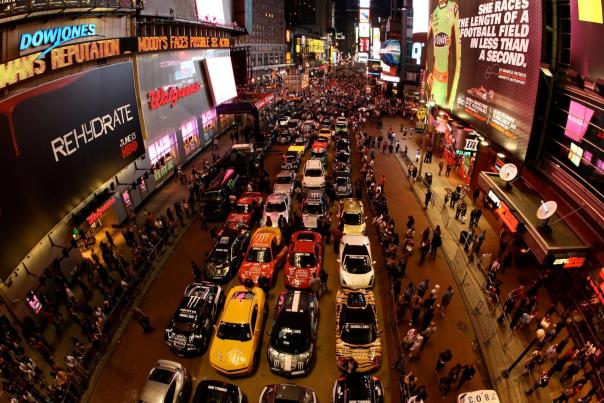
[0,62,144,277]
[424,0,542,160]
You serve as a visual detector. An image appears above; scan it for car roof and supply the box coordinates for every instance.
[305,159,323,168]
[292,239,317,254]
[251,227,281,247]
[267,193,288,203]
[277,170,294,177]
[343,199,363,212]
[222,287,261,323]
[277,290,315,314]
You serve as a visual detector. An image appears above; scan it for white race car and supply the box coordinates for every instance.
[338,234,375,289]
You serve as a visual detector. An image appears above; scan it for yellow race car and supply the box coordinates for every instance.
[335,288,382,373]
[209,285,266,376]
[340,198,366,235]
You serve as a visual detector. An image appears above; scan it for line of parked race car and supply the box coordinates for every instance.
[137,114,385,403]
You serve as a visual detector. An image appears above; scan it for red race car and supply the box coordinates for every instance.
[227,192,263,229]
[284,230,323,289]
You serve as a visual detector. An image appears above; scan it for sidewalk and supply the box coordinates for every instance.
[29,129,238,402]
[374,116,576,402]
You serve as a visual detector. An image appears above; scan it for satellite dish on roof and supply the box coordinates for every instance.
[499,163,518,182]
[537,200,557,220]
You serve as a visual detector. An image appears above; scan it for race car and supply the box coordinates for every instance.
[340,199,366,235]
[310,147,328,167]
[312,136,330,151]
[192,380,244,402]
[335,289,382,373]
[203,227,250,283]
[165,282,224,356]
[260,384,317,402]
[267,290,319,376]
[332,373,384,403]
[338,234,375,289]
[209,285,266,376]
[273,170,296,195]
[281,151,301,171]
[227,192,263,229]
[284,231,323,289]
[238,227,287,286]
[261,193,291,227]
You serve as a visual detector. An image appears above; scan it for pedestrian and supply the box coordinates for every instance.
[419,239,430,265]
[199,210,208,230]
[474,208,482,226]
[440,285,454,317]
[456,364,476,390]
[406,215,414,230]
[319,269,328,295]
[132,308,155,333]
[420,322,437,351]
[105,230,116,250]
[438,161,444,175]
[526,370,550,395]
[439,376,452,397]
[424,189,432,209]
[191,260,202,282]
[472,188,480,205]
[435,349,452,372]
[310,272,321,297]
[475,230,487,254]
[415,149,420,163]
[258,276,270,295]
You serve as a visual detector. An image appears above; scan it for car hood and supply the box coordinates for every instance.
[273,184,293,194]
[302,177,325,186]
[343,223,366,235]
[210,339,254,371]
[239,262,274,283]
[340,270,373,289]
[227,213,251,224]
[302,214,320,228]
[285,267,315,288]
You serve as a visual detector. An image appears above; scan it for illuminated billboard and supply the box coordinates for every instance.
[359,0,370,7]
[412,0,429,33]
[565,100,594,142]
[359,23,371,38]
[424,0,542,160]
[379,39,401,82]
[359,38,370,53]
[372,27,381,59]
[360,8,370,23]
[570,0,604,78]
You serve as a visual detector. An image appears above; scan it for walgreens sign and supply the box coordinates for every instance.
[147,82,202,110]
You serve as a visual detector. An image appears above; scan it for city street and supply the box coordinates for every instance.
[87,142,398,402]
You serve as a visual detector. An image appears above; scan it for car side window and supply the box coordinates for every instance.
[163,381,176,403]
[250,305,258,332]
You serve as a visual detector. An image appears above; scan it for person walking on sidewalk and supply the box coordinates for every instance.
[105,230,116,250]
[456,364,476,390]
[435,349,453,372]
[438,161,444,175]
[424,189,432,209]
[445,163,452,176]
[430,226,442,258]
[440,286,454,317]
[133,308,155,333]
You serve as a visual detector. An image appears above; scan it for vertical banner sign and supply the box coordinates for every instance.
[424,0,542,160]
[0,63,144,278]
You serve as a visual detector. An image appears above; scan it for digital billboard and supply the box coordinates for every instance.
[570,0,604,79]
[0,63,144,276]
[203,56,238,105]
[359,23,371,38]
[424,0,542,160]
[413,0,429,33]
[359,37,370,53]
[360,8,370,23]
[372,27,381,58]
[379,39,401,83]
[141,0,198,20]
[565,100,594,142]
[197,0,232,24]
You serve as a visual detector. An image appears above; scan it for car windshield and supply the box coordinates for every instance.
[305,169,322,177]
[272,313,311,354]
[336,177,349,186]
[148,368,174,384]
[198,388,237,403]
[343,255,371,274]
[343,212,363,225]
[337,123,346,129]
[336,154,349,163]
[173,310,197,333]
[266,202,286,212]
[311,151,324,158]
[340,306,377,345]
[217,322,251,341]
[303,203,324,215]
[204,190,222,201]
[246,247,272,263]
[290,252,317,268]
[209,248,229,263]
[233,204,249,214]
[283,155,296,162]
[276,176,292,184]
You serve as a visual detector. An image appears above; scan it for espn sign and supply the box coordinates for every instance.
[552,256,586,269]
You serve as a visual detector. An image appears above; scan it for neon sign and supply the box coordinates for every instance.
[147,82,202,110]
[86,196,116,225]
[20,24,98,60]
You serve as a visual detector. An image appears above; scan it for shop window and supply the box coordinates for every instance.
[148,132,178,182]
[182,118,200,156]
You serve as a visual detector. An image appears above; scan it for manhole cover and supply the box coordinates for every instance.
[457,321,469,332]
[517,275,530,284]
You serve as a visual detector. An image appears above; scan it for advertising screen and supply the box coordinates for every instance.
[413,0,430,33]
[0,62,144,277]
[570,0,604,79]
[424,0,543,160]
[367,59,382,76]
[141,0,198,20]
[359,23,371,38]
[568,142,584,167]
[565,100,595,142]
[359,0,370,7]
[360,8,370,23]
[372,27,381,58]
[359,37,370,53]
[196,0,232,24]
[204,56,238,105]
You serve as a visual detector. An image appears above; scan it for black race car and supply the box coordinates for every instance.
[203,227,250,283]
[193,380,244,403]
[333,172,352,198]
[334,150,351,165]
[165,282,224,356]
[260,384,316,403]
[333,373,384,403]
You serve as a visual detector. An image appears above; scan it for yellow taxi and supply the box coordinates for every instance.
[335,288,382,373]
[340,198,366,234]
[287,144,306,156]
[318,127,333,141]
[209,285,266,376]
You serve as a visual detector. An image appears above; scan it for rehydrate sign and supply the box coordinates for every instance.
[19,24,98,59]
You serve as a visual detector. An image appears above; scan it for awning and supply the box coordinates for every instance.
[478,172,589,265]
